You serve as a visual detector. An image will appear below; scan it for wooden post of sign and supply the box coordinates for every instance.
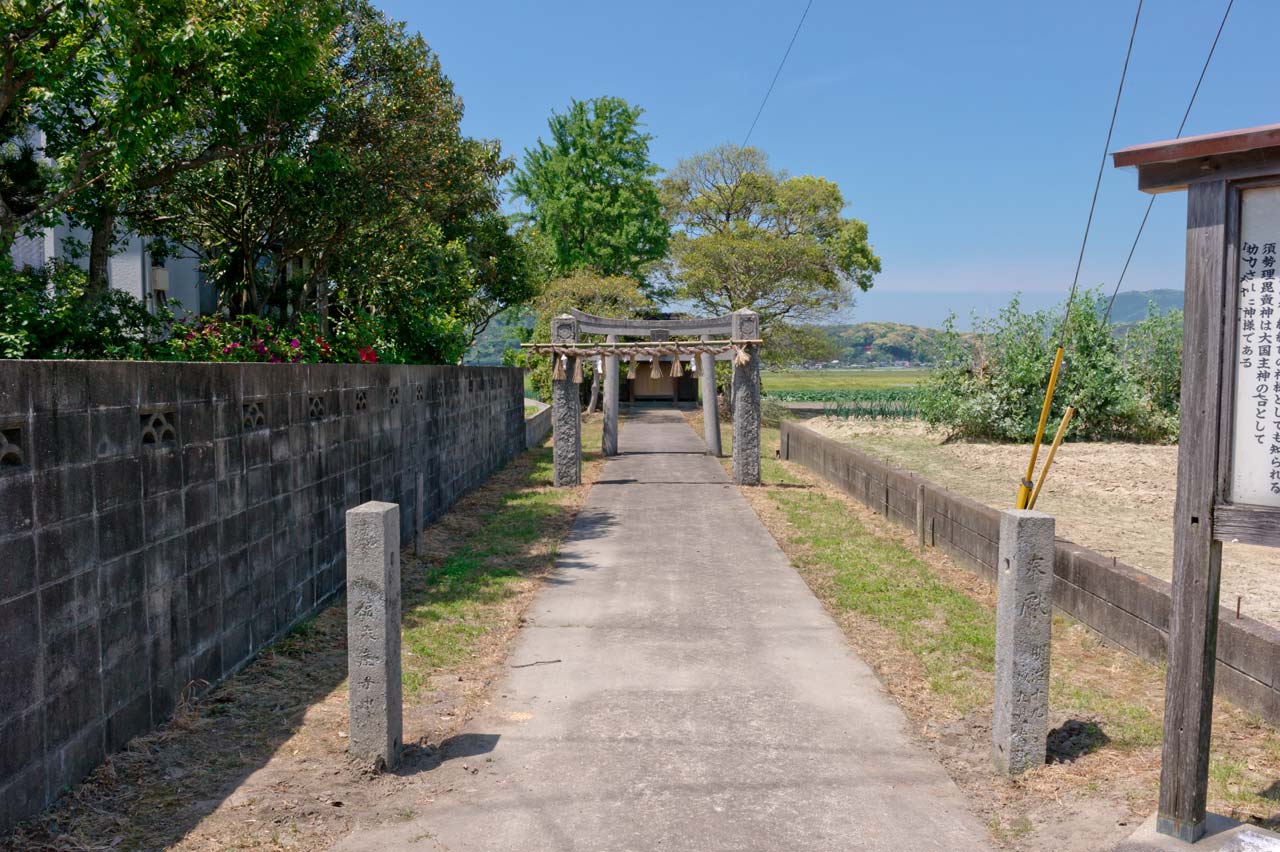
[1159,180,1228,844]
[1109,125,1280,844]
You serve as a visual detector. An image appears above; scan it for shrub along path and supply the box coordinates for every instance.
[335,408,991,851]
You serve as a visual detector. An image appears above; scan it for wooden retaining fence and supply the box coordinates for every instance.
[780,421,1280,726]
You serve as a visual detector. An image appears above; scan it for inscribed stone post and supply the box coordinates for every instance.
[992,509,1055,775]
[346,501,402,770]
[550,315,582,486]
[731,310,761,485]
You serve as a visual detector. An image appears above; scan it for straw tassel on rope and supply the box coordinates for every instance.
[627,354,637,380]
[670,354,684,378]
[571,355,583,384]
[649,355,662,379]
[553,353,566,381]
[733,346,752,367]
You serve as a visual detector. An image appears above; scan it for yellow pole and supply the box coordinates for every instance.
[1016,346,1065,509]
[1028,405,1075,511]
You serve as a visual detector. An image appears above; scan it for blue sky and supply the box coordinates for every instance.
[378,0,1278,327]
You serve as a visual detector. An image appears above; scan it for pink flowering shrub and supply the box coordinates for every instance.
[165,312,393,364]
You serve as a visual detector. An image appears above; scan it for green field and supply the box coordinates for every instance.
[761,368,930,392]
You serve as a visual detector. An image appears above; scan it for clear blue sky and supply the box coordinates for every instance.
[378,0,1278,327]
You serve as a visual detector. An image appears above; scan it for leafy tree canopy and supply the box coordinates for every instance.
[660,144,881,364]
[510,96,668,282]
[133,0,534,363]
[522,269,651,400]
[0,0,337,254]
[919,288,1180,443]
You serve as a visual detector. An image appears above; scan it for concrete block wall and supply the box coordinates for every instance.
[0,360,525,831]
[780,420,1280,728]
[524,399,551,449]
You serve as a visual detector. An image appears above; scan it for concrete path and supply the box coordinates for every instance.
[336,409,992,851]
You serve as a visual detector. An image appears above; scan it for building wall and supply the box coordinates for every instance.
[0,361,526,831]
[8,225,209,317]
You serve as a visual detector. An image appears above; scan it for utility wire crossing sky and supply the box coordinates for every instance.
[382,0,1279,327]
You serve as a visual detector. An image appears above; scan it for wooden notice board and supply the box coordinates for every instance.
[1113,124,1280,843]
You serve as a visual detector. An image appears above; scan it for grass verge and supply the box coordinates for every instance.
[689,410,1280,849]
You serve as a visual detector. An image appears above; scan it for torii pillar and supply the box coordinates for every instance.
[731,309,761,485]
[700,334,722,457]
[603,334,619,456]
[550,315,581,486]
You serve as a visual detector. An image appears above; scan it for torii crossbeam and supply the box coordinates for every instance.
[522,309,762,487]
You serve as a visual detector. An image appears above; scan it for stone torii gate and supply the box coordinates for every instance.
[525,309,762,488]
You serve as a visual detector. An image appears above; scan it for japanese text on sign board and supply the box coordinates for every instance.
[1232,186,1280,506]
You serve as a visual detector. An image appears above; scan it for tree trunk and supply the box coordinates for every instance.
[585,370,600,415]
[87,211,116,297]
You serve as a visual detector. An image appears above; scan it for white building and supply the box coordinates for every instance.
[10,224,213,316]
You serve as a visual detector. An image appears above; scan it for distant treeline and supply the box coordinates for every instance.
[466,289,1188,368]
[820,322,952,366]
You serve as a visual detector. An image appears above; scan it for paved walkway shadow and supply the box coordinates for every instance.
[335,408,994,851]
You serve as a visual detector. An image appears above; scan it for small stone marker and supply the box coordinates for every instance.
[346,501,403,770]
[992,509,1055,776]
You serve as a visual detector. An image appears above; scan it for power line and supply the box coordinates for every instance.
[1060,0,1144,346]
[1103,0,1234,324]
[742,0,814,148]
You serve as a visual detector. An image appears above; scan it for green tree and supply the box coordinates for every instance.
[1121,304,1183,429]
[918,289,1172,442]
[522,269,650,401]
[0,0,338,290]
[510,96,668,282]
[144,1,534,363]
[660,144,881,365]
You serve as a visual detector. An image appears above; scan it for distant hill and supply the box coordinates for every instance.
[1096,289,1183,324]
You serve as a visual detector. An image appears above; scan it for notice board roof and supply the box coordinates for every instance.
[1112,123,1280,193]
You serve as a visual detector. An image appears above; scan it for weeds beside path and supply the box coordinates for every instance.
[6,418,605,852]
[804,417,1280,632]
[688,410,1280,851]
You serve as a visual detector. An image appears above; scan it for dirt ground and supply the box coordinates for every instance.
[3,429,605,852]
[805,418,1280,630]
[8,411,1277,852]
[703,419,1280,851]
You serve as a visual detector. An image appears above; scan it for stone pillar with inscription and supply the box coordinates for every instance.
[992,509,1055,776]
[550,315,582,486]
[731,310,761,486]
[346,501,403,770]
